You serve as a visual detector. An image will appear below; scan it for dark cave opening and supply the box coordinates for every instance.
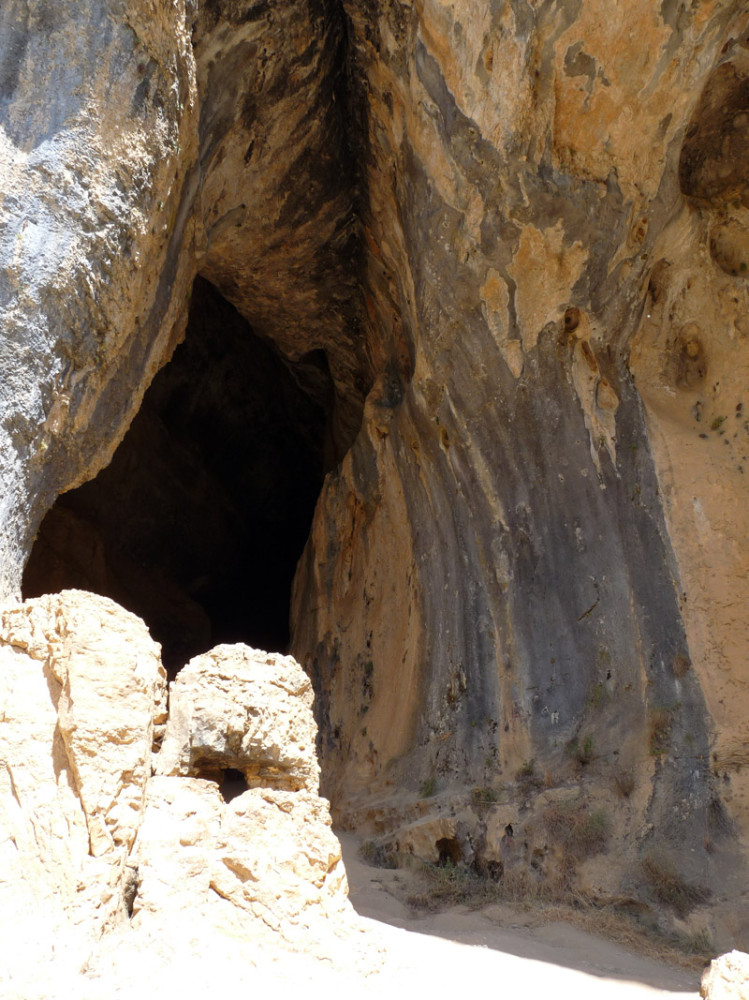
[23,277,332,677]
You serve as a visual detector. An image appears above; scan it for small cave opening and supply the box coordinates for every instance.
[436,837,462,867]
[23,277,333,677]
[219,768,249,803]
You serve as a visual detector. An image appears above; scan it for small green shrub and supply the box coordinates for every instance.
[419,776,437,798]
[544,803,609,860]
[471,786,499,807]
[680,929,714,957]
[566,734,595,765]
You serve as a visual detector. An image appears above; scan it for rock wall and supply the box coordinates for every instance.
[0,0,198,596]
[0,0,748,950]
[0,0,366,600]
[290,0,749,942]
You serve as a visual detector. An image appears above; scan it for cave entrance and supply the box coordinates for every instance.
[23,277,332,677]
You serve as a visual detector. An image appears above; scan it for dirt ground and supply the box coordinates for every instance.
[336,833,702,999]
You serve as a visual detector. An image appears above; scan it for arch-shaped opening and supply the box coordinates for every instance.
[436,837,462,867]
[23,277,334,677]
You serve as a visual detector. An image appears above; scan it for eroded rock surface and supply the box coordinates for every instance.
[0,0,199,597]
[0,0,368,603]
[289,0,749,946]
[0,593,369,997]
[158,644,321,792]
[0,590,165,996]
[1,0,749,955]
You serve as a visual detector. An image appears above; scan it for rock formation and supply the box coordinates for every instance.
[0,591,166,994]
[0,591,364,996]
[0,0,748,956]
[701,950,749,1000]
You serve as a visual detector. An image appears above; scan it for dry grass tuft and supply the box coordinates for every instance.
[648,707,675,756]
[405,860,570,913]
[406,861,501,911]
[392,852,713,971]
[358,840,399,870]
[515,758,542,793]
[543,802,609,860]
[641,852,710,917]
[672,653,691,678]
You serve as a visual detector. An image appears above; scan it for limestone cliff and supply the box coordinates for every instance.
[0,0,748,950]
[0,592,364,996]
[291,0,749,945]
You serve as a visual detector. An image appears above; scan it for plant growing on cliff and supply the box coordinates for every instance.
[588,681,606,708]
[648,706,676,757]
[515,758,542,793]
[641,852,709,916]
[419,776,436,798]
[471,786,500,807]
[543,803,609,861]
[566,734,595,765]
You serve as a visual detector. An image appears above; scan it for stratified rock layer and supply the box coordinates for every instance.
[285,0,749,946]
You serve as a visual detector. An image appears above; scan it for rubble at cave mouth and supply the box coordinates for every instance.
[23,277,332,676]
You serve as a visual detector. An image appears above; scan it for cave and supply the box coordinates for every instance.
[22,277,333,676]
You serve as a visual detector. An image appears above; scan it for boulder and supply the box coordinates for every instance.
[701,951,749,1000]
[143,645,352,954]
[156,644,320,794]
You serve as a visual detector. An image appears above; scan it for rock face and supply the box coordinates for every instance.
[22,276,331,671]
[134,648,352,960]
[0,592,362,996]
[0,591,166,995]
[0,0,364,600]
[701,950,749,1000]
[1,0,749,952]
[0,0,198,597]
[157,644,321,793]
[290,0,749,946]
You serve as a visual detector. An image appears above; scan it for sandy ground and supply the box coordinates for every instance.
[5,832,704,999]
[336,833,702,999]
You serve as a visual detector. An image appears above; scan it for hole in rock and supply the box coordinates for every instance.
[123,864,139,918]
[219,768,249,803]
[23,277,332,677]
[436,837,462,867]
